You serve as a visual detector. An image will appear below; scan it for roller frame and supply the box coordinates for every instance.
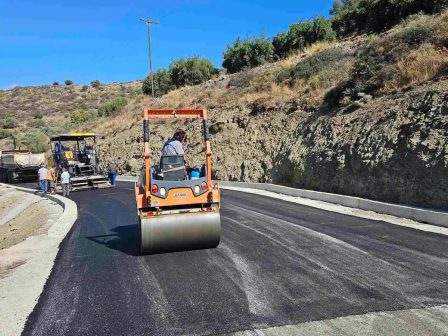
[136,108,221,255]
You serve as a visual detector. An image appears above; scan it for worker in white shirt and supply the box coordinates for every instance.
[38,165,48,193]
[60,168,71,196]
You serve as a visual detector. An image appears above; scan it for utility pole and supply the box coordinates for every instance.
[140,17,159,97]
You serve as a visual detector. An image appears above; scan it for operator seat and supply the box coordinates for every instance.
[160,155,186,181]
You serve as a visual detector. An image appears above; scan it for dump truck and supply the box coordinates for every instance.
[135,109,221,254]
[0,150,46,183]
[50,133,111,191]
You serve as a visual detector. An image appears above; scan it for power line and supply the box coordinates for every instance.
[140,17,159,97]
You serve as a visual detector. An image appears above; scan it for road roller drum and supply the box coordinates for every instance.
[140,211,221,254]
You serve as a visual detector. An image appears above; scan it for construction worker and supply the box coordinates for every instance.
[60,168,71,197]
[108,163,117,187]
[162,129,190,167]
[38,164,48,193]
[47,166,56,194]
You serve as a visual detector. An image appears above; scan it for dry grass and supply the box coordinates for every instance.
[136,40,354,115]
[401,10,448,47]
[395,44,448,88]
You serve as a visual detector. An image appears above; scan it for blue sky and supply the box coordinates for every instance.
[0,0,334,89]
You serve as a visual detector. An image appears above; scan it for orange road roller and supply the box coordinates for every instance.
[135,109,221,254]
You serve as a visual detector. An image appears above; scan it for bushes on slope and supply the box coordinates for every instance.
[273,17,336,58]
[222,36,274,73]
[331,0,448,36]
[142,57,216,96]
[170,57,217,87]
[98,97,128,117]
[142,69,173,96]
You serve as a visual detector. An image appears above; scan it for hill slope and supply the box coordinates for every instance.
[1,12,447,209]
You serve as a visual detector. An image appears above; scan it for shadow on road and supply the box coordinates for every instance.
[85,224,140,256]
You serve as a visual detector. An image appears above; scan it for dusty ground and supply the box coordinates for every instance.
[0,186,61,278]
[0,184,74,336]
[0,203,48,250]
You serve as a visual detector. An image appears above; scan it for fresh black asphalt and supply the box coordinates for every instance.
[21,183,448,335]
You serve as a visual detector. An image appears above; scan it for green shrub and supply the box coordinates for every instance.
[275,48,347,84]
[170,57,216,87]
[3,114,17,129]
[331,0,448,36]
[33,118,47,129]
[398,25,435,47]
[223,36,274,73]
[52,81,59,86]
[70,110,89,124]
[142,57,216,96]
[273,17,336,58]
[272,32,290,59]
[23,131,48,153]
[34,111,43,119]
[65,80,73,86]
[293,48,346,80]
[274,67,296,85]
[144,69,174,96]
[90,80,101,88]
[77,101,88,110]
[0,129,10,139]
[81,85,89,92]
[98,97,128,117]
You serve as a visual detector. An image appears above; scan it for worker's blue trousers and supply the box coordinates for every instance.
[40,179,48,193]
[109,173,116,186]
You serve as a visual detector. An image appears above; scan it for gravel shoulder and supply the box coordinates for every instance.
[0,184,77,336]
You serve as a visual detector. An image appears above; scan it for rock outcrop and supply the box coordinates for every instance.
[99,80,448,209]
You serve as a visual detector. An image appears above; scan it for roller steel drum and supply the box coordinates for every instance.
[140,212,221,254]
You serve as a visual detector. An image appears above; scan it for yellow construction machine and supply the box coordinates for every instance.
[135,109,221,254]
[50,133,111,191]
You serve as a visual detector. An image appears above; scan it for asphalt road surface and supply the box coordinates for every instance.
[21,183,448,335]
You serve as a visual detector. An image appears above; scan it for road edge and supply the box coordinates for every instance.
[116,177,447,229]
[0,183,78,336]
[220,182,448,228]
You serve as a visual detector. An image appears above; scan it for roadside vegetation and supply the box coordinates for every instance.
[141,1,447,98]
[331,0,448,35]
[142,57,217,96]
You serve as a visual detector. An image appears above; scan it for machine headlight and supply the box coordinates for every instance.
[194,185,200,194]
[159,187,166,196]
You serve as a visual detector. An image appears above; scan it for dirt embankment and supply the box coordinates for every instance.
[0,186,61,278]
[98,77,448,209]
[96,12,448,209]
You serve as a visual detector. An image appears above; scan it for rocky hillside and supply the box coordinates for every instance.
[0,81,141,150]
[98,12,448,209]
[1,11,447,209]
